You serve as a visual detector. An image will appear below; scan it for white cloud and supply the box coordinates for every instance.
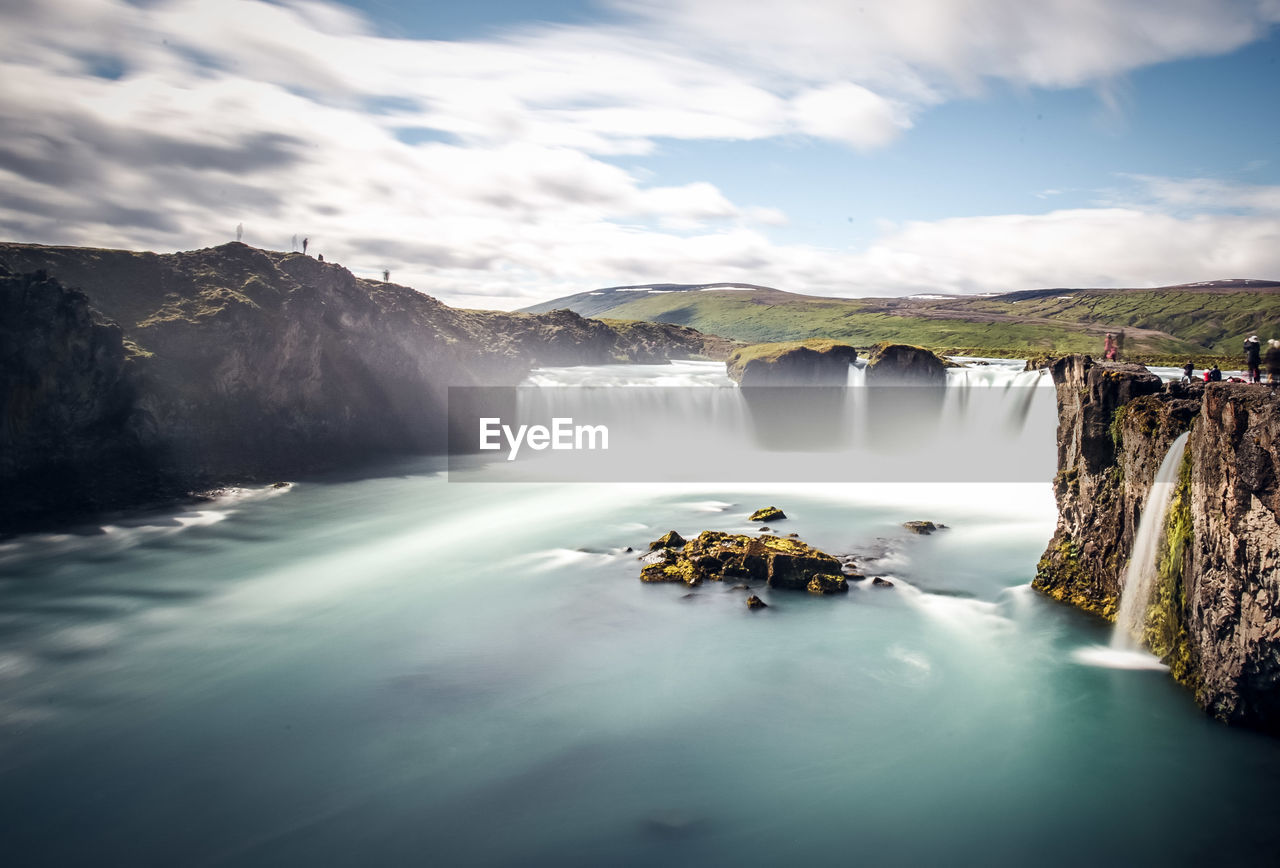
[819,209,1280,296]
[610,0,1280,91]
[0,0,1278,310]
[1120,174,1280,213]
[791,83,910,150]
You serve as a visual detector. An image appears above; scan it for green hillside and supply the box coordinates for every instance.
[523,280,1280,363]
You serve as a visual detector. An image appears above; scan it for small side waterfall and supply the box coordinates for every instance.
[1111,431,1191,649]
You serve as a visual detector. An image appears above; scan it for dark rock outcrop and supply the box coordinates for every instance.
[640,531,849,594]
[649,530,687,551]
[749,506,786,522]
[0,241,731,531]
[725,340,857,386]
[864,343,948,385]
[1035,354,1280,732]
[746,595,768,610]
[1034,356,1188,619]
[1184,386,1280,726]
[903,521,938,535]
[0,266,174,522]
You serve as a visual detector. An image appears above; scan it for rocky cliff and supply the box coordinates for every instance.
[1034,355,1280,731]
[725,340,858,386]
[0,242,730,530]
[863,342,949,384]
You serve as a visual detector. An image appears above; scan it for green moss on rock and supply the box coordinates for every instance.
[1142,452,1202,691]
[749,506,786,522]
[649,530,687,551]
[639,530,848,593]
[1033,537,1118,621]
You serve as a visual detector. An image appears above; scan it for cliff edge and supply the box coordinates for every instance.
[1035,354,1280,731]
[0,242,730,530]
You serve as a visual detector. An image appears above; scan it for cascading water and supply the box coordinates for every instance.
[1111,431,1191,649]
[502,358,1058,484]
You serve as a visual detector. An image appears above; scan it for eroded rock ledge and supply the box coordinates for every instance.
[641,530,853,595]
[1034,354,1280,731]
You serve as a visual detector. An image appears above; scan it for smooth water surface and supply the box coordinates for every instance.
[2,363,1279,867]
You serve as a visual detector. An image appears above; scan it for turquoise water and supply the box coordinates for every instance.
[3,365,1280,866]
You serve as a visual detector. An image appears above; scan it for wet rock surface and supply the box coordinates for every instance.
[640,530,850,595]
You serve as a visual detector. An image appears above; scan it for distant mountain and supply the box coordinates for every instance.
[521,279,1280,359]
[520,282,784,318]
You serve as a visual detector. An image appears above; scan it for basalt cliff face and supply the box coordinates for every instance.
[0,242,729,530]
[1035,355,1280,731]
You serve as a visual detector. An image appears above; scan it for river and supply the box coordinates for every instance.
[2,360,1279,866]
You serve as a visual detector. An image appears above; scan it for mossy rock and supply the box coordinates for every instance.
[865,343,948,385]
[639,530,847,592]
[807,574,849,595]
[649,530,687,551]
[1032,537,1118,620]
[749,506,786,522]
[746,595,768,610]
[726,340,858,386]
[903,521,937,535]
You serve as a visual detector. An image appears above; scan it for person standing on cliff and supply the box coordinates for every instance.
[1102,333,1117,361]
[383,269,390,282]
[1181,361,1194,383]
[302,237,309,255]
[1266,340,1280,385]
[1114,329,1126,361]
[1245,335,1262,383]
[236,222,243,243]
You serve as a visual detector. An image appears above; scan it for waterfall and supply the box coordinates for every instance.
[1111,431,1191,649]
[475,357,1057,483]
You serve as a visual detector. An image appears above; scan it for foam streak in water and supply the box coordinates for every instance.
[1112,431,1190,649]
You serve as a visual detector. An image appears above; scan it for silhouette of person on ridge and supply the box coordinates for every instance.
[1245,335,1262,383]
[302,237,309,255]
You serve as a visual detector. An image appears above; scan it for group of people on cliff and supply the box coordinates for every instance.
[1243,335,1280,384]
[1175,336,1280,385]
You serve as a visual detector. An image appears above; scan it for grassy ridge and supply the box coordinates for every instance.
[963,290,1280,354]
[583,286,1279,362]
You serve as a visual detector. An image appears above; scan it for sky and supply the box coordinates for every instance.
[1,0,1279,309]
